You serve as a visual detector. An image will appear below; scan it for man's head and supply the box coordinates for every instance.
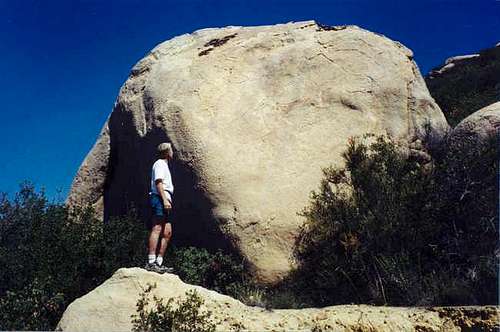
[157,142,174,160]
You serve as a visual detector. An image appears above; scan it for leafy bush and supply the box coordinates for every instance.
[0,184,147,330]
[224,282,268,308]
[0,278,65,331]
[292,134,498,306]
[0,184,250,329]
[131,283,216,332]
[430,134,498,304]
[168,246,246,295]
[167,247,305,309]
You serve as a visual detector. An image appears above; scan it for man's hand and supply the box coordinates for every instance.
[156,179,172,211]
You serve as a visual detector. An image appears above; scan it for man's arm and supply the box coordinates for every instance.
[155,179,172,210]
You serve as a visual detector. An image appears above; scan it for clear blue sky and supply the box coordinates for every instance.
[1,0,499,201]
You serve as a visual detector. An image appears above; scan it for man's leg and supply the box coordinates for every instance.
[145,194,169,273]
[155,222,173,272]
[158,222,172,259]
[148,216,164,257]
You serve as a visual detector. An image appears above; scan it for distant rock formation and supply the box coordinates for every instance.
[426,43,500,127]
[67,20,448,284]
[56,268,500,332]
[428,54,480,76]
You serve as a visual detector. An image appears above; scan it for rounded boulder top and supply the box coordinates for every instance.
[68,20,449,284]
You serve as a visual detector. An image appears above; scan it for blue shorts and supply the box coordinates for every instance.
[150,193,172,220]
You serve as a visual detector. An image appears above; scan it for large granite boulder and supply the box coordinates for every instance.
[67,20,449,283]
[447,101,500,152]
[56,268,500,331]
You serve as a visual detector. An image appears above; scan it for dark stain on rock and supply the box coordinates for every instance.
[298,22,317,29]
[204,33,238,47]
[198,33,238,56]
[340,97,361,112]
[198,48,213,56]
[316,22,348,32]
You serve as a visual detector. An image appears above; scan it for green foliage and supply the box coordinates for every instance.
[292,134,498,306]
[169,246,245,295]
[131,283,216,332]
[0,184,147,330]
[0,278,65,330]
[0,184,250,330]
[166,247,305,310]
[430,134,499,304]
[225,283,268,308]
[426,46,500,126]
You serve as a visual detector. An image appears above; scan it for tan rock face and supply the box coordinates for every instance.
[67,20,449,283]
[56,268,499,332]
[67,119,110,219]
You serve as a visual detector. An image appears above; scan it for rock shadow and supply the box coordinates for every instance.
[103,106,235,252]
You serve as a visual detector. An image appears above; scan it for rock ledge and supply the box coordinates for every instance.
[57,268,499,332]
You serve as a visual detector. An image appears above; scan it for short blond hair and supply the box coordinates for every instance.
[157,142,173,159]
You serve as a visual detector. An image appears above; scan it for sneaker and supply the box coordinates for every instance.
[157,263,175,274]
[144,262,165,274]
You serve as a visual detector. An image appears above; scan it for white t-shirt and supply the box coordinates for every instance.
[150,159,174,202]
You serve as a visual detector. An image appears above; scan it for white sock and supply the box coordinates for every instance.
[156,255,163,266]
[148,254,156,264]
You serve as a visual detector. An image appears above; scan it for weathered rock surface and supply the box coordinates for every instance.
[56,268,500,332]
[68,20,449,283]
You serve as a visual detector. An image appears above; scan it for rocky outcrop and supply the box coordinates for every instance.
[68,20,449,283]
[426,43,500,127]
[56,268,500,332]
[428,54,480,76]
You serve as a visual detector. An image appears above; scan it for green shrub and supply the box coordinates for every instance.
[292,134,498,306]
[0,278,65,331]
[0,184,147,330]
[224,282,268,308]
[430,134,498,304]
[169,246,246,295]
[167,247,305,309]
[0,184,249,329]
[131,283,216,332]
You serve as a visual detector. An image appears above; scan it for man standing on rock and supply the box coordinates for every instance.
[145,142,175,274]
